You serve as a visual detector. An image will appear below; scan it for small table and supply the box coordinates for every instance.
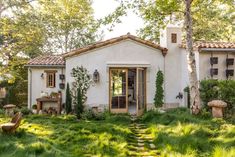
[3,104,16,116]
[36,97,62,114]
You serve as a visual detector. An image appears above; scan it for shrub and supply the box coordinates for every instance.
[154,70,164,108]
[65,83,72,114]
[75,87,83,118]
[32,104,37,109]
[81,109,105,120]
[20,107,32,115]
[0,108,4,115]
[200,79,235,116]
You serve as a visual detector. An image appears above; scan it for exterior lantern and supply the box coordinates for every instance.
[93,69,99,83]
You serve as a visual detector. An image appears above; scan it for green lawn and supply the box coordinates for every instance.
[0,109,235,157]
[140,108,235,157]
[0,114,132,157]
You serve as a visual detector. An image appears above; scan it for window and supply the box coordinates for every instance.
[45,70,56,88]
[171,33,177,43]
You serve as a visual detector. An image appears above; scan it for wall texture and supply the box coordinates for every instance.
[65,40,165,109]
[28,67,66,108]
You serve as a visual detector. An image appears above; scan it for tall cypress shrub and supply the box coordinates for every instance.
[65,83,72,114]
[154,70,164,108]
[75,87,83,118]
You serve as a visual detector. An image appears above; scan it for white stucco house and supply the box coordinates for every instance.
[26,26,235,116]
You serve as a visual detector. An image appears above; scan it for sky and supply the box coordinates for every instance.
[92,0,144,39]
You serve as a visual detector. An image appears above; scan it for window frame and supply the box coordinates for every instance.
[45,70,57,88]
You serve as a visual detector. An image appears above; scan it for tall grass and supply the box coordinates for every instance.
[140,108,235,157]
[0,114,132,157]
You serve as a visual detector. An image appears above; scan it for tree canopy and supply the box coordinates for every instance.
[124,0,235,42]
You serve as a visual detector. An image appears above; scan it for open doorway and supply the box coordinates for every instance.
[128,68,137,115]
[109,68,146,116]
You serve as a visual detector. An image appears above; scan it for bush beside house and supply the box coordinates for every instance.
[200,79,235,117]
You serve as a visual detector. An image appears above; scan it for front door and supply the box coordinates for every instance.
[109,69,128,113]
[136,68,145,116]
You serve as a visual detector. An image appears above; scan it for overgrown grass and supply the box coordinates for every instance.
[140,108,235,157]
[0,114,132,157]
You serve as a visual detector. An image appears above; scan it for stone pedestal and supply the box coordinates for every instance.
[208,100,227,118]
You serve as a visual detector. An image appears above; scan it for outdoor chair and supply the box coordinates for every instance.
[1,112,22,133]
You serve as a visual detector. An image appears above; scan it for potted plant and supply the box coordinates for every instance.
[32,104,37,114]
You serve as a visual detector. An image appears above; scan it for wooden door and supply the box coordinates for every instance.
[136,68,145,116]
[109,69,128,113]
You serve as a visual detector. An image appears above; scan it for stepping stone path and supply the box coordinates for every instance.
[127,116,160,156]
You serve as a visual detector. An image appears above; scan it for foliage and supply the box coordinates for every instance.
[140,108,235,156]
[154,70,164,107]
[127,0,235,42]
[37,0,101,53]
[0,114,132,156]
[0,109,4,115]
[200,79,235,116]
[0,57,28,106]
[32,104,37,109]
[20,107,32,115]
[65,83,72,114]
[75,87,83,118]
[81,109,106,121]
[71,66,92,104]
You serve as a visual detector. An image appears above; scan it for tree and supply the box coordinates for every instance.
[37,0,101,53]
[75,87,83,118]
[65,83,72,114]
[184,0,200,114]
[129,0,234,42]
[154,70,164,108]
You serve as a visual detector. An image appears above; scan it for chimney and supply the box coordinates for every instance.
[160,25,182,49]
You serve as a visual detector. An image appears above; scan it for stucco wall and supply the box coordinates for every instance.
[28,67,66,108]
[161,26,185,106]
[199,52,235,80]
[65,40,165,108]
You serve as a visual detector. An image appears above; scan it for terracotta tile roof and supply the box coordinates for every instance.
[27,55,65,66]
[63,34,168,58]
[181,41,235,49]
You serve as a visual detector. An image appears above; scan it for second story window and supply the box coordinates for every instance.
[45,70,56,88]
[171,33,177,43]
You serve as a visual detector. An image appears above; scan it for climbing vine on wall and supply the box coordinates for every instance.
[154,70,164,108]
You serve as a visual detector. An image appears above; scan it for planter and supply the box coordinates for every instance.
[59,74,65,80]
[32,109,37,114]
[59,83,65,89]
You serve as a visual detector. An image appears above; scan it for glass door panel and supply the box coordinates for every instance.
[137,68,145,116]
[110,69,128,113]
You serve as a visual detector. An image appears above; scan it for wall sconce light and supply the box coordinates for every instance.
[41,73,44,79]
[93,69,100,83]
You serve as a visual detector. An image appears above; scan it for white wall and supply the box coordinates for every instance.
[65,40,165,108]
[199,51,235,80]
[28,67,66,108]
[161,26,186,106]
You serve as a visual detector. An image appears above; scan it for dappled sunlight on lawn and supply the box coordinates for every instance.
[0,114,132,157]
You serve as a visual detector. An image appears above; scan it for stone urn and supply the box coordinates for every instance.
[3,104,16,116]
[208,100,227,118]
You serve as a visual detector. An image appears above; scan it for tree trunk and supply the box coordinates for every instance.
[184,0,201,115]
